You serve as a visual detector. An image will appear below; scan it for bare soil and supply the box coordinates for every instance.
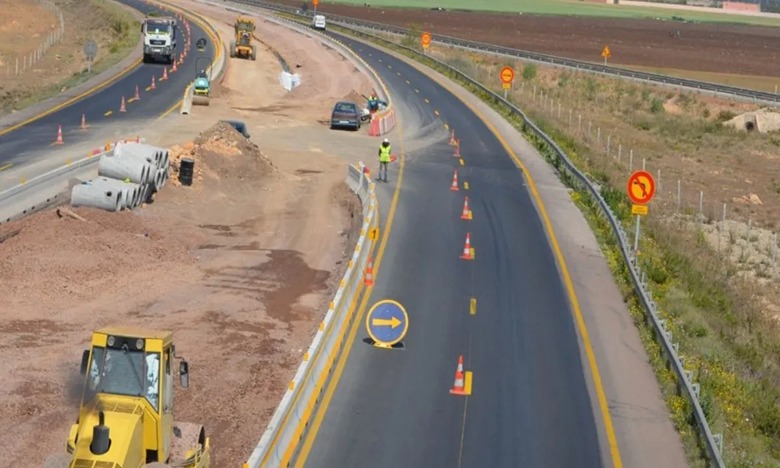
[0,0,138,114]
[269,0,780,76]
[0,3,378,465]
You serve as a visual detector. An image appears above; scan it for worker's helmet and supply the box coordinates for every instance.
[383,138,389,144]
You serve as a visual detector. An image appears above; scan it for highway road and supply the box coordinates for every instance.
[0,0,215,169]
[294,32,609,468]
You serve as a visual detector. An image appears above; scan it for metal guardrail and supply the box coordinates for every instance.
[245,0,780,108]
[245,164,378,467]
[311,24,727,468]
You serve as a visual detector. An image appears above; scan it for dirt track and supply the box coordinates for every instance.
[0,3,379,465]
[270,0,780,76]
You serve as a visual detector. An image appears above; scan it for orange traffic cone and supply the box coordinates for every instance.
[171,60,177,73]
[460,197,472,220]
[161,66,168,81]
[134,84,140,101]
[119,96,127,113]
[449,129,456,146]
[80,113,87,131]
[150,75,157,90]
[450,169,459,192]
[460,232,474,260]
[450,356,468,395]
[54,124,64,144]
[364,257,375,286]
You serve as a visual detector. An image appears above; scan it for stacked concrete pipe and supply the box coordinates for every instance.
[69,141,172,212]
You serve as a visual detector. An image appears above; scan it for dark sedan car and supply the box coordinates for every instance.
[330,101,362,131]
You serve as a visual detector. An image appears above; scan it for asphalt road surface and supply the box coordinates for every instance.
[297,33,605,468]
[0,0,215,166]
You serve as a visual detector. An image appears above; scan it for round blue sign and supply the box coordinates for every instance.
[365,299,409,347]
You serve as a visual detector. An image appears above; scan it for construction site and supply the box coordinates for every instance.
[0,2,383,465]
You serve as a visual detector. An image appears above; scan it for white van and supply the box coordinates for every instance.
[312,14,326,30]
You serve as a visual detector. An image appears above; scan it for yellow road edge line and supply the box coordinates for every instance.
[436,73,624,467]
[0,57,142,137]
[463,371,473,395]
[294,111,408,468]
[470,297,476,316]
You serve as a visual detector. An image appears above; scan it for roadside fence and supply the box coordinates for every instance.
[3,0,65,78]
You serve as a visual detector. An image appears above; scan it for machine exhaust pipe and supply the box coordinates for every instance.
[90,411,111,455]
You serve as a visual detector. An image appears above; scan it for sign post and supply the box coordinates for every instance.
[83,40,97,73]
[365,299,409,349]
[626,170,656,255]
[312,0,319,14]
[601,45,611,66]
[500,66,514,100]
[420,32,432,54]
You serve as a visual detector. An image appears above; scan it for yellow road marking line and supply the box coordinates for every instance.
[405,79,410,84]
[294,109,408,468]
[464,181,469,190]
[145,86,152,92]
[470,297,476,316]
[104,110,113,117]
[0,58,142,138]
[444,123,449,130]
[0,163,13,172]
[397,71,401,76]
[463,371,473,395]
[438,69,624,467]
[387,64,391,68]
[415,88,419,93]
[459,158,464,166]
[424,98,430,103]
[434,110,440,116]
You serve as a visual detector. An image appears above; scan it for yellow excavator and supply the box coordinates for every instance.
[229,16,257,60]
[44,327,210,468]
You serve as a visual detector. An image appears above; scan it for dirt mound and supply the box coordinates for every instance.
[341,90,366,105]
[168,121,278,187]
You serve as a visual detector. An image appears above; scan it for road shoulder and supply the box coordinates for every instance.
[361,42,688,468]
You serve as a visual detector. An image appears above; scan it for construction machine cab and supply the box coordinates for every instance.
[65,327,210,467]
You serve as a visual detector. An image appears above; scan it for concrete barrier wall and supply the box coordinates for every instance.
[244,163,378,467]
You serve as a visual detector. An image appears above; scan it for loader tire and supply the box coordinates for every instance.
[42,453,71,468]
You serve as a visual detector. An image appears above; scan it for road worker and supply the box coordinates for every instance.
[378,138,391,182]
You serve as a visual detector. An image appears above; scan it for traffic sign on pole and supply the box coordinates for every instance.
[601,45,611,65]
[420,32,432,50]
[627,170,656,205]
[500,66,514,99]
[366,299,409,348]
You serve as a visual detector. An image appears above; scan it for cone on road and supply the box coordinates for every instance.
[450,169,459,192]
[54,125,64,144]
[119,96,127,113]
[450,356,468,395]
[171,59,178,73]
[161,66,168,81]
[150,75,157,90]
[460,197,473,220]
[364,257,375,286]
[80,113,87,131]
[134,84,140,101]
[460,232,474,260]
[449,129,457,146]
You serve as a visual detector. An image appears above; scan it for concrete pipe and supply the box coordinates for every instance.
[70,182,124,212]
[98,155,151,186]
[114,141,161,168]
[153,168,166,192]
[90,177,142,210]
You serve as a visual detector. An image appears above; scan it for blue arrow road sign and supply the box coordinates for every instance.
[366,299,409,347]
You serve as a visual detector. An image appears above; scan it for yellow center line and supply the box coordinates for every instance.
[434,110,440,116]
[294,111,408,468]
[415,88,419,93]
[0,163,13,172]
[469,297,477,315]
[444,123,449,130]
[104,110,113,117]
[405,79,410,84]
[424,98,430,103]
[459,158,464,166]
[464,181,470,190]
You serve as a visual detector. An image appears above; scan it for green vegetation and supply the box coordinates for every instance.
[326,0,780,26]
[6,0,139,113]
[277,12,780,466]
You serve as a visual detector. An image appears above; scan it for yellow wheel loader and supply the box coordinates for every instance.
[229,16,257,61]
[45,327,211,467]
